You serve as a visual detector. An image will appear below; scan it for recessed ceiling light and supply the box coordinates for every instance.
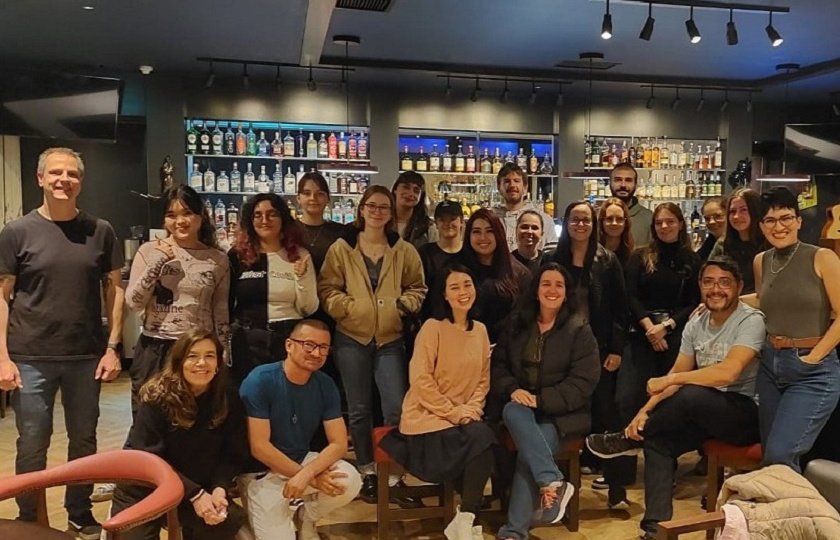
[82,5,94,10]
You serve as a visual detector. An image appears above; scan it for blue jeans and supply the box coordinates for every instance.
[12,358,101,520]
[332,332,407,469]
[758,343,840,473]
[499,402,563,540]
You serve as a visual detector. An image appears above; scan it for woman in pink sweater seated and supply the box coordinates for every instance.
[380,263,496,540]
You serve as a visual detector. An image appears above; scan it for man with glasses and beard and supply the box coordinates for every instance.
[609,163,653,247]
[585,257,765,540]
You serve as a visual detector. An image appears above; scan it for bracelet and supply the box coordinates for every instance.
[107,342,121,351]
[189,489,206,503]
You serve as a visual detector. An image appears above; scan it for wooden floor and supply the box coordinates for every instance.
[0,375,709,539]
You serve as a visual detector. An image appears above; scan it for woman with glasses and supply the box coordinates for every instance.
[392,171,438,249]
[296,172,348,274]
[551,201,631,508]
[696,196,728,262]
[228,193,318,385]
[747,186,840,471]
[709,188,766,293]
[318,185,426,504]
[512,210,546,274]
[598,197,635,265]
[621,203,700,430]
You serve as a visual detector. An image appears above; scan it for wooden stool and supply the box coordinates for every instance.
[500,428,584,532]
[372,426,456,540]
[0,389,8,419]
[702,441,762,539]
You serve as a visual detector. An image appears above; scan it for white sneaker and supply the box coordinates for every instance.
[91,483,115,503]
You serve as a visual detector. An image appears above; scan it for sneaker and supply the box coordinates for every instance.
[539,480,575,524]
[591,476,608,490]
[360,474,377,504]
[68,512,102,540]
[608,485,629,510]
[586,432,643,459]
[91,483,115,503]
[580,465,601,475]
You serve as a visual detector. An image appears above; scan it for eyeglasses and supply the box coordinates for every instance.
[603,217,626,225]
[253,211,280,221]
[703,213,726,223]
[568,217,592,226]
[700,277,735,290]
[289,338,330,356]
[363,203,392,214]
[760,215,797,228]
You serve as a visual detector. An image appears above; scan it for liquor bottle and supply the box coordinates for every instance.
[651,139,661,169]
[271,132,283,157]
[283,131,295,157]
[257,131,270,157]
[670,141,679,170]
[243,163,256,192]
[701,145,711,170]
[235,124,247,156]
[226,202,239,228]
[684,171,694,199]
[197,121,210,155]
[216,170,230,193]
[224,126,235,155]
[211,122,224,155]
[620,140,629,164]
[429,144,441,172]
[598,179,607,198]
[660,136,670,168]
[322,203,332,222]
[600,141,611,168]
[529,149,539,174]
[348,132,358,159]
[257,165,270,193]
[230,162,242,192]
[642,139,652,168]
[186,121,199,154]
[713,172,722,196]
[538,153,554,175]
[189,163,202,190]
[544,192,555,217]
[273,165,284,193]
[338,132,347,159]
[246,125,257,156]
[492,148,503,174]
[400,145,414,171]
[465,145,476,173]
[317,134,328,158]
[328,132,338,159]
[284,167,296,194]
[357,175,369,192]
[516,147,527,170]
[504,150,515,165]
[306,133,318,158]
[610,144,619,167]
[713,139,723,169]
[584,138,591,167]
[358,130,368,159]
[677,173,686,199]
[454,144,466,173]
[332,201,344,224]
[297,129,306,158]
[416,146,428,172]
[215,199,226,227]
[480,148,492,173]
[337,174,347,195]
[694,145,703,170]
[652,173,662,199]
[442,145,453,172]
[348,175,359,194]
[295,165,306,185]
[288,201,297,220]
[635,139,646,169]
[328,172,338,193]
[590,139,602,168]
[690,205,701,230]
[203,164,216,192]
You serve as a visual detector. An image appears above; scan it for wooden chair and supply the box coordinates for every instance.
[0,389,7,418]
[0,449,184,540]
[657,511,726,540]
[372,426,456,540]
[702,440,762,539]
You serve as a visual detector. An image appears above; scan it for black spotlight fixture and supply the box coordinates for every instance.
[529,82,538,105]
[470,77,480,102]
[746,92,753,113]
[205,61,215,88]
[671,88,681,110]
[726,9,738,46]
[307,63,317,91]
[499,79,509,104]
[601,0,613,40]
[242,63,249,89]
[639,2,655,41]
[766,11,783,47]
[720,90,730,112]
[685,6,701,44]
[646,86,656,109]
[444,75,452,100]
[696,88,705,112]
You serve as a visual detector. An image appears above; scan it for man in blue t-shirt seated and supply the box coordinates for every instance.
[586,257,766,540]
[239,319,361,540]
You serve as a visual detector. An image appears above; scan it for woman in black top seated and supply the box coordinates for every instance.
[111,329,251,540]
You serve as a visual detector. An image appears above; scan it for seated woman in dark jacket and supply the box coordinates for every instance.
[111,329,251,540]
[491,262,600,540]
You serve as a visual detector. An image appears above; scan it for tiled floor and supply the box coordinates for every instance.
[0,375,709,539]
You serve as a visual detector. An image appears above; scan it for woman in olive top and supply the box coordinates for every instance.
[380,264,495,540]
[318,185,427,503]
[710,188,765,293]
[392,171,438,248]
[748,186,840,472]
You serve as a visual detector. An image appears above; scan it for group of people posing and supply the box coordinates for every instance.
[1,147,839,540]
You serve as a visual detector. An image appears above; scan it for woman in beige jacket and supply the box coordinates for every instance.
[318,185,426,504]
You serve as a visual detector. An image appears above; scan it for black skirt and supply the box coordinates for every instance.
[379,421,496,484]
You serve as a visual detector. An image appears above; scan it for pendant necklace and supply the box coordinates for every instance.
[770,241,801,274]
[305,223,323,248]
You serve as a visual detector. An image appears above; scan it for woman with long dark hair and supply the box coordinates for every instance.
[620,203,700,430]
[551,200,631,508]
[228,193,318,385]
[392,171,438,248]
[318,185,426,504]
[126,185,229,418]
[597,197,635,265]
[710,187,766,293]
[459,208,531,344]
[696,196,728,262]
[111,329,250,540]
[380,264,495,540]
[296,171,348,273]
[491,263,600,540]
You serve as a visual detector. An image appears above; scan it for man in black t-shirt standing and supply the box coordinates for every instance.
[0,147,124,540]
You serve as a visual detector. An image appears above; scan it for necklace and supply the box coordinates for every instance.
[302,222,324,247]
[770,241,801,274]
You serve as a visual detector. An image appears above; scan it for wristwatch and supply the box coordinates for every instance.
[663,319,676,332]
[107,342,122,354]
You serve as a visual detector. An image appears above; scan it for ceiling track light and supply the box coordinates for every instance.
[766,11,783,47]
[499,79,509,104]
[601,0,613,39]
[639,2,655,41]
[696,89,705,112]
[720,90,729,112]
[529,82,537,105]
[242,63,249,89]
[646,86,656,109]
[685,6,701,44]
[746,92,753,112]
[726,9,738,46]
[671,88,681,110]
[307,63,317,91]
[205,61,215,88]
[470,77,480,102]
[444,75,452,100]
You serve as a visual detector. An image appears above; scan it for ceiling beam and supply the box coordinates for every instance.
[299,0,337,67]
